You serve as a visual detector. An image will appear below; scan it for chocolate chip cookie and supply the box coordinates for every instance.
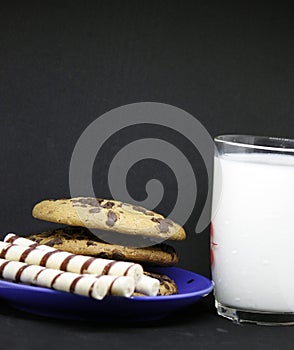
[32,197,186,241]
[27,226,179,266]
[133,271,178,296]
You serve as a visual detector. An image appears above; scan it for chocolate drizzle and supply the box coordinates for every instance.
[51,272,63,288]
[39,250,59,266]
[0,260,10,278]
[123,264,135,276]
[4,235,19,244]
[28,243,39,249]
[0,244,13,258]
[19,246,37,262]
[102,261,118,275]
[15,265,30,282]
[60,254,76,271]
[69,276,83,293]
[108,276,119,295]
[32,267,46,282]
[88,277,101,297]
[80,257,96,274]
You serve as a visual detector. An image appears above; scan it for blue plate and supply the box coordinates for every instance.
[0,267,213,322]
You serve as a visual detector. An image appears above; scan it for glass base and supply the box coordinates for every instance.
[216,300,294,326]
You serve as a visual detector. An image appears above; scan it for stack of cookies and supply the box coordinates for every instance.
[26,197,187,296]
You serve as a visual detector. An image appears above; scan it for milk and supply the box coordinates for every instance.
[212,153,294,313]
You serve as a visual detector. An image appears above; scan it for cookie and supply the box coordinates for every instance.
[27,226,179,266]
[32,197,186,241]
[133,271,178,296]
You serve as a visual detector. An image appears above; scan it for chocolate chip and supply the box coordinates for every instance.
[132,205,154,216]
[72,198,103,207]
[159,219,173,233]
[89,207,101,214]
[146,272,164,282]
[73,203,88,208]
[151,217,161,223]
[112,250,125,260]
[106,211,117,227]
[45,238,63,246]
[151,218,173,233]
[88,199,102,206]
[132,205,147,214]
[86,240,97,246]
[102,201,115,209]
[163,282,170,290]
[96,252,109,259]
[78,198,90,204]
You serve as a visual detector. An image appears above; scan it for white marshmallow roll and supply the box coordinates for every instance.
[4,233,55,252]
[0,242,49,266]
[135,274,160,296]
[98,274,135,297]
[0,259,43,282]
[34,268,107,299]
[0,258,135,299]
[83,259,143,284]
[34,268,135,298]
[0,258,102,298]
[19,265,47,284]
[0,241,143,283]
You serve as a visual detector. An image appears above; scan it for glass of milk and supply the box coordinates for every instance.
[211,134,294,325]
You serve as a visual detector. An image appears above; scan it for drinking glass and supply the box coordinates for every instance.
[211,134,294,325]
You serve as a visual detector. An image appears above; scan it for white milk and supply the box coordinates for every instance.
[212,153,294,313]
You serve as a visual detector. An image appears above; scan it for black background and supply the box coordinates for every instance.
[1,1,294,349]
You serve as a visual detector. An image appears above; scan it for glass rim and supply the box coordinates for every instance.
[214,134,294,153]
